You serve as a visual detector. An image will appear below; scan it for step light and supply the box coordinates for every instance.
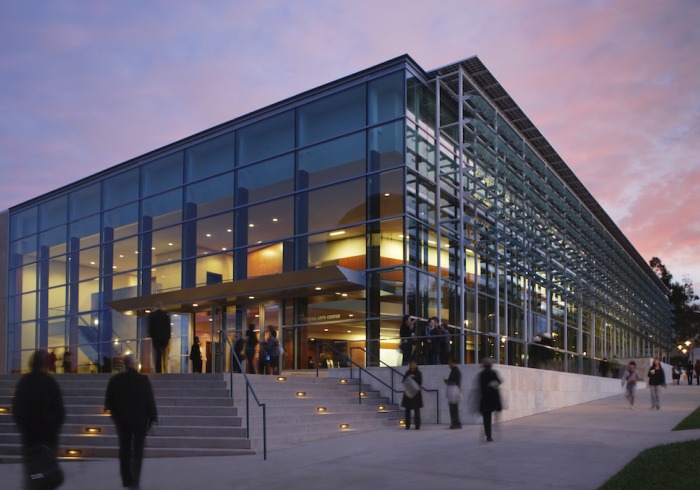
[85,427,102,434]
[339,423,350,430]
[276,376,287,382]
[0,407,9,414]
[359,392,366,397]
[65,449,82,457]
[377,405,386,411]
[296,391,306,397]
[103,408,111,414]
[339,379,348,384]
[399,420,406,426]
[316,407,327,413]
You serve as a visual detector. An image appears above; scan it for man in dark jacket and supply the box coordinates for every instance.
[13,349,66,487]
[105,354,158,489]
[148,306,171,373]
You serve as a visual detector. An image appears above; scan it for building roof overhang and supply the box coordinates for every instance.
[107,265,365,315]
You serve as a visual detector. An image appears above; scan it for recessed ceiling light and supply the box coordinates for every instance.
[315,287,322,290]
[90,261,95,265]
[168,242,173,246]
[249,296,255,299]
[206,233,211,237]
[384,193,390,196]
[227,229,232,233]
[272,218,278,222]
[151,247,156,250]
[329,230,346,236]
[193,303,198,307]
[324,328,329,332]
[119,254,124,258]
[249,224,255,228]
[112,266,117,269]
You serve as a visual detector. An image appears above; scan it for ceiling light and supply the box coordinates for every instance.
[384,193,390,196]
[272,218,278,222]
[329,230,346,236]
[249,224,255,228]
[206,233,211,237]
[227,229,232,233]
[315,287,322,290]
[168,242,173,246]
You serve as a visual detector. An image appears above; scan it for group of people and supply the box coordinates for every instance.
[399,315,451,366]
[671,360,700,385]
[13,349,157,489]
[231,324,282,376]
[400,357,503,442]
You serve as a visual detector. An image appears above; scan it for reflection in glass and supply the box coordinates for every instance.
[185,172,234,218]
[10,237,38,267]
[151,262,182,293]
[236,154,294,206]
[141,152,183,196]
[298,133,365,189]
[305,179,365,234]
[103,168,139,209]
[151,225,182,266]
[103,203,139,241]
[185,132,235,182]
[368,71,404,125]
[238,111,294,166]
[39,196,67,231]
[298,86,366,146]
[307,225,366,270]
[142,188,182,229]
[369,121,404,171]
[70,215,100,249]
[69,183,101,221]
[239,197,294,246]
[10,206,38,239]
[39,226,67,258]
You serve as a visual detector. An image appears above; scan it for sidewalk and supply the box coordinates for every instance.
[1,384,698,489]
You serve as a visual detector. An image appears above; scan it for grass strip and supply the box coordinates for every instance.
[673,406,700,431]
[599,439,700,489]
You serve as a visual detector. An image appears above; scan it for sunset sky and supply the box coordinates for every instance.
[1,0,699,287]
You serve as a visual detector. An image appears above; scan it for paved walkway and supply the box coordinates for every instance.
[1,384,698,489]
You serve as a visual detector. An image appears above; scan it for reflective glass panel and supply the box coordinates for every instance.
[238,111,294,166]
[151,225,182,266]
[77,247,100,281]
[47,286,67,316]
[46,257,67,288]
[75,279,100,312]
[151,262,182,293]
[10,237,38,267]
[39,226,67,258]
[307,224,366,270]
[103,203,139,241]
[298,86,366,146]
[141,152,183,196]
[185,132,235,182]
[298,132,365,189]
[304,178,366,234]
[69,215,100,249]
[239,197,294,246]
[236,154,294,206]
[185,172,234,218]
[39,196,67,231]
[196,253,233,286]
[112,237,139,272]
[69,183,101,221]
[369,120,404,171]
[369,169,403,218]
[142,188,182,229]
[195,213,233,256]
[246,242,284,277]
[103,168,139,209]
[11,207,37,239]
[368,71,404,125]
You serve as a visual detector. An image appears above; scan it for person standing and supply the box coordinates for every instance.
[232,333,245,373]
[444,358,462,429]
[245,324,258,375]
[478,357,502,442]
[401,360,423,430]
[425,317,438,365]
[686,361,694,385]
[12,349,66,489]
[399,315,415,366]
[189,336,202,374]
[695,360,700,386]
[148,305,171,374]
[265,329,280,376]
[647,358,666,410]
[621,361,640,410]
[104,354,158,489]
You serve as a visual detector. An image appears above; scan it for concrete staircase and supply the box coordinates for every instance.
[0,371,403,461]
[234,372,403,451]
[0,373,253,462]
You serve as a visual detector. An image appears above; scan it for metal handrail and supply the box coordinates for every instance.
[350,345,440,424]
[224,335,267,460]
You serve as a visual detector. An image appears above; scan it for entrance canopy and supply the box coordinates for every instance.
[107,265,365,315]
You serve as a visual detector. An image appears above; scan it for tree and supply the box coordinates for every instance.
[649,257,699,346]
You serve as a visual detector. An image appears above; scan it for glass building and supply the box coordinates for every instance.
[0,55,673,374]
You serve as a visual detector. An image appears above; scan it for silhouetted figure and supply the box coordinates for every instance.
[62,350,72,374]
[47,350,57,373]
[266,329,280,376]
[401,360,423,430]
[13,349,66,489]
[695,360,700,385]
[245,324,258,375]
[233,333,245,373]
[105,354,157,489]
[189,336,202,373]
[445,358,462,429]
[647,358,666,410]
[686,361,694,385]
[478,357,502,442]
[148,307,171,373]
[399,315,415,365]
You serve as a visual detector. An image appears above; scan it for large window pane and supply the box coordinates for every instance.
[151,262,182,293]
[151,225,182,265]
[69,183,101,221]
[185,132,235,182]
[69,215,100,249]
[238,111,294,166]
[10,237,38,267]
[47,286,67,316]
[298,86,366,146]
[11,263,37,295]
[46,257,67,288]
[11,207,37,239]
[112,237,139,272]
[298,132,365,189]
[236,154,294,206]
[141,152,183,197]
[195,213,233,256]
[237,197,294,246]
[368,169,403,219]
[246,242,284,277]
[369,71,404,125]
[77,247,100,281]
[304,179,366,234]
[103,169,139,209]
[307,224,366,270]
[185,172,234,218]
[39,196,67,231]
[142,188,182,229]
[369,121,404,171]
[196,253,233,286]
[39,226,67,258]
[103,203,139,241]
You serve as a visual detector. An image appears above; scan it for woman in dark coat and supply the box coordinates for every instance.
[189,336,202,373]
[478,357,502,442]
[647,358,666,409]
[401,360,423,430]
[245,324,259,375]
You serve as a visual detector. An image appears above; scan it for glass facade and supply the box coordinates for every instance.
[1,55,673,375]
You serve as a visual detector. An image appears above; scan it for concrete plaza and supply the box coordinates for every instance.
[1,384,698,489]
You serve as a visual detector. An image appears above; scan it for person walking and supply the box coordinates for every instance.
[105,354,158,489]
[647,358,666,410]
[694,359,700,386]
[621,361,640,410]
[478,357,502,442]
[686,361,694,385]
[189,336,202,373]
[444,358,462,429]
[13,349,66,489]
[148,305,171,373]
[401,360,423,430]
